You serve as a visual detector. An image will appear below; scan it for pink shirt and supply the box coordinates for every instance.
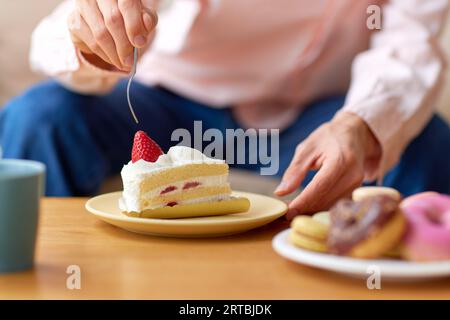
[30,0,448,180]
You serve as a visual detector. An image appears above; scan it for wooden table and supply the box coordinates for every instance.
[1,198,450,300]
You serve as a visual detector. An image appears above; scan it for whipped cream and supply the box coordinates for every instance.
[119,146,227,212]
[122,146,224,178]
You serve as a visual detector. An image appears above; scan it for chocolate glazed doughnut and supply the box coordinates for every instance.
[328,196,406,259]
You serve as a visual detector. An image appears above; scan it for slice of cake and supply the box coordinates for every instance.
[119,131,250,218]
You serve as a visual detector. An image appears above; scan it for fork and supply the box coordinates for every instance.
[126,47,139,124]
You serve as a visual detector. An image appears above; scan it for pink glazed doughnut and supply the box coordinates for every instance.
[400,192,450,261]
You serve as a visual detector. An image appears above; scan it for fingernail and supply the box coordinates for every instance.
[124,54,134,67]
[134,35,146,47]
[275,181,288,194]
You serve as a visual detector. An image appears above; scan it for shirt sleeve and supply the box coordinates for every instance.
[29,0,126,94]
[340,0,449,181]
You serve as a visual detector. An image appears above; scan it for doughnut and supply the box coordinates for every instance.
[327,195,406,259]
[292,216,328,239]
[351,187,402,258]
[312,211,330,225]
[353,186,401,202]
[290,216,329,253]
[400,192,450,261]
[384,246,402,258]
[290,232,328,253]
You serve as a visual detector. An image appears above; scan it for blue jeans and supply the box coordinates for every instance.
[1,80,450,196]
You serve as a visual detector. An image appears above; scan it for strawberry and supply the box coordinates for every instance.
[131,131,163,163]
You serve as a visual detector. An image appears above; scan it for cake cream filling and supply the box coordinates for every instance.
[119,192,231,212]
[141,175,229,199]
[119,146,230,212]
[120,175,230,212]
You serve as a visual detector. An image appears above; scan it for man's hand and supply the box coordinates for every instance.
[68,0,157,71]
[274,112,381,219]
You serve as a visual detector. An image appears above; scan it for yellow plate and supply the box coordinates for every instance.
[85,191,287,238]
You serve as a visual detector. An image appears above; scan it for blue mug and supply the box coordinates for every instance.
[0,159,45,273]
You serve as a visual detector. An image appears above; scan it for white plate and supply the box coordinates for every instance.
[86,191,287,238]
[273,229,450,281]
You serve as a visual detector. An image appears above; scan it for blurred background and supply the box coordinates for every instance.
[1,1,449,196]
[1,0,450,121]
